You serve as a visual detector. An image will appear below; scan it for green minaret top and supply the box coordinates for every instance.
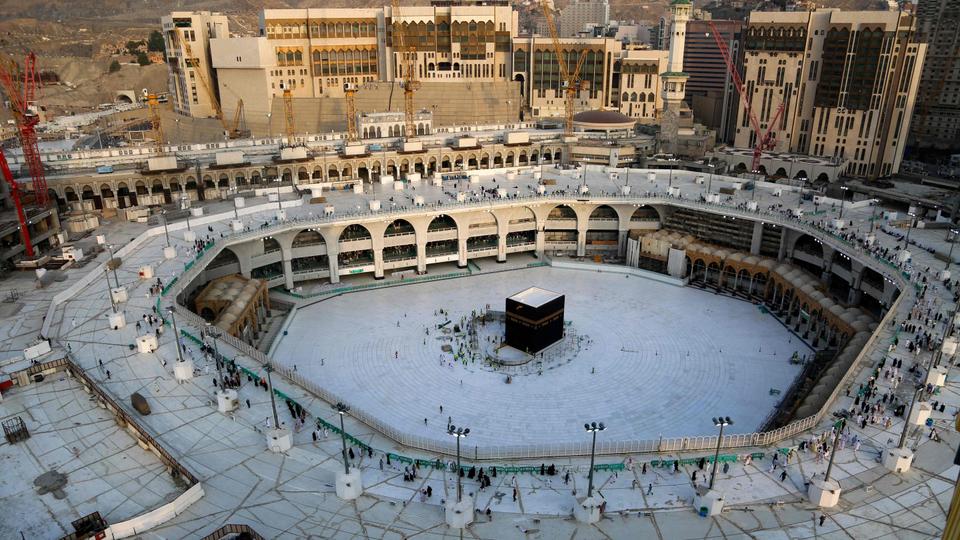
[670,0,691,4]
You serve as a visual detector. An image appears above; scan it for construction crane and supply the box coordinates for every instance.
[392,0,420,141]
[147,93,165,154]
[231,99,246,139]
[176,29,245,139]
[344,83,359,143]
[0,146,34,258]
[708,21,786,172]
[540,0,589,137]
[282,89,296,144]
[0,52,49,208]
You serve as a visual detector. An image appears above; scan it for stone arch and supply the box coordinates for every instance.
[292,229,325,247]
[589,204,618,220]
[339,223,372,241]
[428,214,457,232]
[298,166,310,181]
[218,173,229,187]
[209,247,240,268]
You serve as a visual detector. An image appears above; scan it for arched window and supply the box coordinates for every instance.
[621,92,628,102]
[647,92,655,102]
[633,92,640,102]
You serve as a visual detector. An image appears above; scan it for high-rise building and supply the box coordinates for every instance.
[206,5,517,122]
[161,11,230,118]
[734,9,926,179]
[560,0,610,38]
[684,19,743,142]
[910,0,960,151]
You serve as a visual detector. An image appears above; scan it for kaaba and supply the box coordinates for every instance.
[505,286,565,354]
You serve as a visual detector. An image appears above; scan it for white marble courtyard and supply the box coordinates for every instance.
[272,266,809,447]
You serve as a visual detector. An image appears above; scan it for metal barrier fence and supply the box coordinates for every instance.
[146,187,910,460]
[64,357,200,485]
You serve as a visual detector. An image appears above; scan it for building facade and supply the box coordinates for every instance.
[910,0,960,151]
[559,0,610,38]
[734,9,926,179]
[511,36,621,119]
[683,20,743,142]
[161,11,230,118]
[614,47,669,123]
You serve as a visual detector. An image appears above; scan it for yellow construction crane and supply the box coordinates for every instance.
[344,83,359,143]
[230,99,246,138]
[392,0,420,141]
[177,29,245,139]
[282,89,295,144]
[540,0,589,137]
[147,93,165,153]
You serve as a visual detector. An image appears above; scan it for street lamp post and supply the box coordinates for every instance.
[899,386,923,449]
[205,322,223,390]
[904,211,917,247]
[796,177,807,213]
[161,209,170,247]
[707,163,715,194]
[265,363,280,430]
[838,186,849,220]
[106,244,120,288]
[448,424,470,502]
[104,266,117,313]
[166,306,185,364]
[334,402,351,475]
[823,418,846,483]
[709,416,732,489]
[584,421,606,498]
[946,229,960,270]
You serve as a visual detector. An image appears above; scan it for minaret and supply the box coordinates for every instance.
[662,0,690,108]
[659,0,693,153]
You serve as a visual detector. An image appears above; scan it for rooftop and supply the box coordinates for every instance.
[508,285,563,308]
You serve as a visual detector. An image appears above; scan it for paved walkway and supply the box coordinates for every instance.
[0,166,955,538]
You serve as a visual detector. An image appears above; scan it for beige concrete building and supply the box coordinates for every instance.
[207,4,517,123]
[161,11,230,119]
[511,36,622,119]
[614,47,668,124]
[559,0,610,38]
[734,9,926,179]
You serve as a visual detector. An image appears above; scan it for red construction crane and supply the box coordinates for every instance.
[708,21,785,173]
[0,52,49,207]
[0,149,34,258]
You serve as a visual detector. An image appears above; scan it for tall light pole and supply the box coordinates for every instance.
[334,402,351,475]
[823,418,846,483]
[161,209,170,247]
[448,424,470,502]
[796,176,807,214]
[104,266,117,313]
[106,244,120,288]
[709,416,732,489]
[167,306,185,364]
[905,211,917,246]
[838,186,849,220]
[265,363,280,430]
[205,322,223,390]
[898,386,923,449]
[706,163,715,194]
[946,229,959,270]
[584,421,606,498]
